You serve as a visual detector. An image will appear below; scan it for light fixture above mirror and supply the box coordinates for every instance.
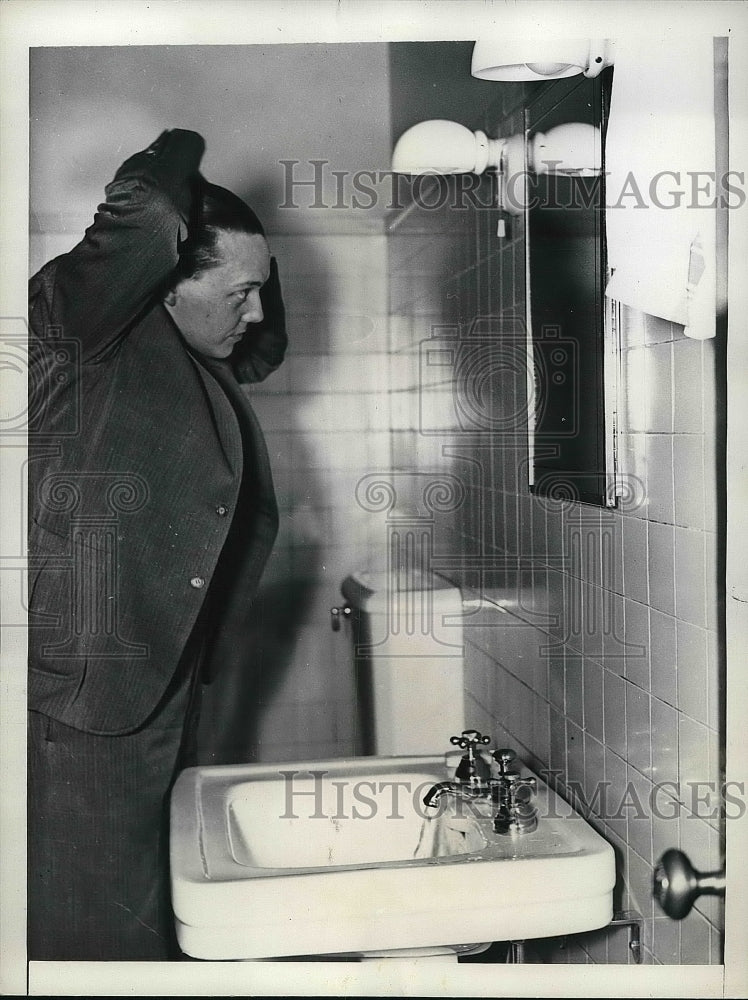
[471,38,615,81]
[390,119,602,215]
[389,35,612,182]
[388,51,617,508]
[390,120,504,175]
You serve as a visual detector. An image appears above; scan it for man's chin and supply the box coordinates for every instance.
[216,338,242,359]
[226,332,245,352]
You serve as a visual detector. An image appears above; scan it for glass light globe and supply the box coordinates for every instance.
[526,61,575,76]
[531,123,602,175]
[471,39,612,81]
[391,120,499,175]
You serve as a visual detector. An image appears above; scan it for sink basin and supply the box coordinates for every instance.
[170,755,616,960]
[225,769,465,869]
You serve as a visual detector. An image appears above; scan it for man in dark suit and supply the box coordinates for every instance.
[27,129,286,960]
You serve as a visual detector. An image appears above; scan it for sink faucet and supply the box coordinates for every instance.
[423,734,538,835]
[422,729,492,808]
[491,749,538,835]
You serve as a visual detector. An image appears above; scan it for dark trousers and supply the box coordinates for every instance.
[27,653,202,961]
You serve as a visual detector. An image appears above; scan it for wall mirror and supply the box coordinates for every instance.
[524,69,617,507]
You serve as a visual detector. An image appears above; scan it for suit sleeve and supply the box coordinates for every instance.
[29,130,205,362]
[231,254,288,384]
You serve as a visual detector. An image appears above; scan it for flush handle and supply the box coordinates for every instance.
[330,604,352,631]
[653,848,725,920]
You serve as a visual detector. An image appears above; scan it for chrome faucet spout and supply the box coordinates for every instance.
[427,732,539,836]
[425,730,497,811]
[425,728,494,806]
[422,781,458,809]
[423,778,493,810]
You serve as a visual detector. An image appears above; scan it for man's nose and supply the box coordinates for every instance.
[240,291,263,324]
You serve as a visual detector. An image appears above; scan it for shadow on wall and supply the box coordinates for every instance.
[236,181,277,231]
[195,236,354,766]
[197,574,321,765]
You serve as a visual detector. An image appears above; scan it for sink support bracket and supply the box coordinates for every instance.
[557,910,643,963]
[609,910,643,964]
[506,940,526,963]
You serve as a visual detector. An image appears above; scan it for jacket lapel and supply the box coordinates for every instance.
[149,304,245,479]
[184,352,244,481]
[199,356,274,498]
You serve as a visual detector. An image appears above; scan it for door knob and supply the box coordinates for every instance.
[653,848,725,920]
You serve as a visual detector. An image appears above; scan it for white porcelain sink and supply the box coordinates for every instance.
[226,769,452,869]
[170,754,616,960]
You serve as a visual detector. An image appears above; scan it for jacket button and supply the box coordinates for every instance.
[216,505,229,517]
[190,576,206,589]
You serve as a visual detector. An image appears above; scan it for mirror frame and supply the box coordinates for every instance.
[523,69,619,508]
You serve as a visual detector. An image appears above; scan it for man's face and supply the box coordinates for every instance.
[165,230,271,359]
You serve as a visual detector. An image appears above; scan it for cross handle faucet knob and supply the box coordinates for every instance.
[450,729,491,750]
[449,730,492,787]
[492,748,517,774]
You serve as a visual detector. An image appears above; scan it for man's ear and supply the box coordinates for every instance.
[163,287,178,307]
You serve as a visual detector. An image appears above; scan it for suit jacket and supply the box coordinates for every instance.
[27,131,286,735]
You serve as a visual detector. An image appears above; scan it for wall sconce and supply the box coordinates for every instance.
[391,119,602,214]
[390,120,504,175]
[471,38,614,81]
[390,57,616,507]
[529,122,602,175]
[391,120,601,176]
[390,35,611,180]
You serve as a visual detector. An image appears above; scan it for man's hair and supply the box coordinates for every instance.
[177,181,265,279]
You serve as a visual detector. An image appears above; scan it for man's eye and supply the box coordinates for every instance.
[233,289,250,302]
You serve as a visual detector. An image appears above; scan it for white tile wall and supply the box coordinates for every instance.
[203,231,393,763]
[387,118,724,966]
